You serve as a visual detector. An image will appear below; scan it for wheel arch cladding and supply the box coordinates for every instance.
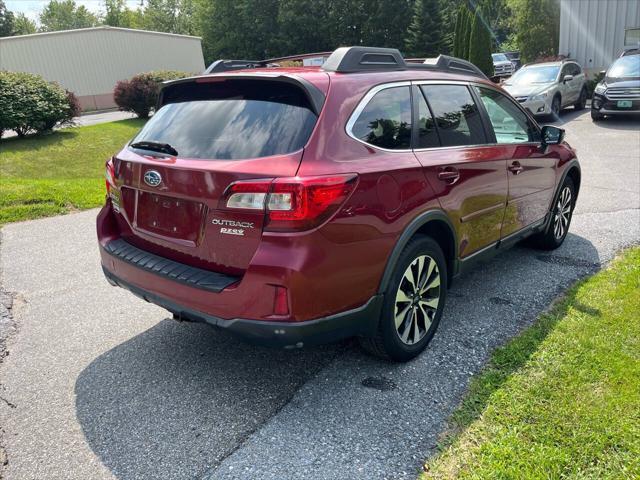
[566,165,581,196]
[378,211,457,294]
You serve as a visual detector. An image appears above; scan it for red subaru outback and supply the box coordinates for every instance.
[97,47,580,361]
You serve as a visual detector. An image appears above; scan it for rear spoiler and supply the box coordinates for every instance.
[157,73,326,116]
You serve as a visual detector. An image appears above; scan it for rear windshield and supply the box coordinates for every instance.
[131,80,318,160]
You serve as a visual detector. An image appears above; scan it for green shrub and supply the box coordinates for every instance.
[468,9,493,77]
[0,71,78,138]
[113,70,191,118]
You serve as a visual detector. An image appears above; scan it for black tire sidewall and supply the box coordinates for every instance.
[378,236,447,361]
[548,176,576,248]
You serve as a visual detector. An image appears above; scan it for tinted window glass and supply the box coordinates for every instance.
[351,86,412,150]
[416,89,439,148]
[475,87,539,143]
[131,80,317,160]
[420,85,486,147]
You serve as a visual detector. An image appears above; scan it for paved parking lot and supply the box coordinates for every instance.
[0,110,638,480]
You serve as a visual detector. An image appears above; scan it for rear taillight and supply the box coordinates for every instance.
[105,158,116,196]
[224,174,358,232]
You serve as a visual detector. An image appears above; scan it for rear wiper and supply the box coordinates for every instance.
[130,141,178,156]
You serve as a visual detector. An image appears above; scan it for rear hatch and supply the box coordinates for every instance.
[110,76,324,276]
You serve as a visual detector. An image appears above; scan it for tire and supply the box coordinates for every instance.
[549,95,561,120]
[528,177,575,250]
[574,88,587,110]
[360,235,447,362]
[591,108,604,121]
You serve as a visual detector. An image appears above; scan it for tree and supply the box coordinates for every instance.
[507,0,559,62]
[276,0,331,57]
[361,0,413,50]
[452,5,466,57]
[13,13,37,35]
[468,7,492,76]
[39,0,98,31]
[405,0,443,58]
[0,0,15,37]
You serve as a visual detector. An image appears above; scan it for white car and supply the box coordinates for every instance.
[492,53,515,77]
[503,60,588,118]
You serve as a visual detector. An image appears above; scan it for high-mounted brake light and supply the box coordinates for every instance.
[224,174,358,232]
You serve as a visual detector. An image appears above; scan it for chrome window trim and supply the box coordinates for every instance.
[345,81,413,153]
[345,79,543,154]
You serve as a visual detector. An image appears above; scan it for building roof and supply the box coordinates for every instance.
[0,25,201,42]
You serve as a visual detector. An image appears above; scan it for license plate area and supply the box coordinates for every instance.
[135,191,205,243]
[617,100,632,108]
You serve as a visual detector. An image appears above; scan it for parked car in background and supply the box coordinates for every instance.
[591,52,640,121]
[503,59,588,118]
[97,47,580,362]
[504,51,522,71]
[492,53,515,78]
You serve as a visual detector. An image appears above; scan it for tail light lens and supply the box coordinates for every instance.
[224,174,358,232]
[105,158,116,196]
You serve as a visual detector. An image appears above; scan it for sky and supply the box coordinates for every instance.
[6,0,142,21]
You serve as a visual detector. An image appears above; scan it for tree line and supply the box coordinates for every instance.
[0,0,559,64]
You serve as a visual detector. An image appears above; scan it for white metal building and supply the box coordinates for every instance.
[0,26,205,111]
[559,0,640,76]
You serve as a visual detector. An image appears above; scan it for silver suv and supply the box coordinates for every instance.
[503,60,588,118]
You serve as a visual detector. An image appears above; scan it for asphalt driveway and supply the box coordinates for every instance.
[0,110,638,480]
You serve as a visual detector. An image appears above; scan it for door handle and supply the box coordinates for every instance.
[508,161,524,175]
[437,167,460,183]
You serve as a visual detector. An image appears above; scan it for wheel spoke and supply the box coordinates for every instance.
[396,288,411,304]
[394,303,411,329]
[412,309,420,344]
[421,272,440,293]
[418,303,433,330]
[419,297,439,310]
[404,261,418,292]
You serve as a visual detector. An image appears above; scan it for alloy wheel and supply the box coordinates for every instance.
[553,186,572,239]
[394,255,441,345]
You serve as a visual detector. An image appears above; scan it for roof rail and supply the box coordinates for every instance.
[204,52,332,74]
[417,55,487,78]
[322,46,407,73]
[204,47,488,79]
[205,59,271,74]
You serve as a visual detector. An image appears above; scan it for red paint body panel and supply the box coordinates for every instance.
[97,65,579,326]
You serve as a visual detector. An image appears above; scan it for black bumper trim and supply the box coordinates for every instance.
[103,239,239,293]
[102,266,383,348]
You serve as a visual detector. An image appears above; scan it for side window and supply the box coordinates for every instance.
[420,84,486,147]
[571,63,581,75]
[475,87,539,144]
[560,64,571,80]
[351,86,412,150]
[416,89,439,148]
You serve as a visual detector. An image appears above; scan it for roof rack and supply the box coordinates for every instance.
[205,52,332,74]
[321,46,487,78]
[204,46,487,79]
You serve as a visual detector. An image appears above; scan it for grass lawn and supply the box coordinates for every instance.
[0,119,145,225]
[422,247,640,479]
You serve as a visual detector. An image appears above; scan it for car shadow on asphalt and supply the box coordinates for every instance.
[74,320,343,479]
[540,107,640,130]
[75,232,601,480]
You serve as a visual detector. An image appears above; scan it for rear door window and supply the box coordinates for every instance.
[131,80,318,160]
[420,84,486,147]
[416,88,440,148]
[350,86,412,150]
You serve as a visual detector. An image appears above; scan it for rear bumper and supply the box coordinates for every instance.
[102,265,382,348]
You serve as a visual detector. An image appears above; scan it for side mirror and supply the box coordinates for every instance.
[562,74,574,83]
[599,70,606,76]
[541,125,565,146]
